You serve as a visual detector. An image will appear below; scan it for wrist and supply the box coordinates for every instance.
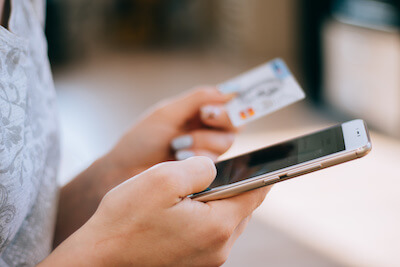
[102,148,145,181]
[91,153,139,194]
[53,155,129,247]
[41,223,106,266]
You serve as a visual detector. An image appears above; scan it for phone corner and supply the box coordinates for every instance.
[356,142,372,157]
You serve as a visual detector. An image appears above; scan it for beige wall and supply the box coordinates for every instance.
[214,0,300,75]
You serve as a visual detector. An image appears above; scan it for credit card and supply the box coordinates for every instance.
[218,58,305,127]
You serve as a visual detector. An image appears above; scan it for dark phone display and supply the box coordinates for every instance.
[210,126,345,189]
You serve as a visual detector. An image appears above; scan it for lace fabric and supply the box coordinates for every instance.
[0,0,59,265]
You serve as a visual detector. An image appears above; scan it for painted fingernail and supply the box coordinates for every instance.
[175,150,195,161]
[201,105,222,120]
[171,134,193,150]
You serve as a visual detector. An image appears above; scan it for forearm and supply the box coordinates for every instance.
[41,220,111,267]
[53,155,126,247]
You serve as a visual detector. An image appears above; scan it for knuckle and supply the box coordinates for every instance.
[208,222,233,244]
[100,190,113,206]
[151,99,171,114]
[254,187,269,207]
[193,130,234,154]
[192,87,216,100]
[150,162,181,186]
[190,130,202,144]
[148,101,174,122]
[221,133,235,150]
[217,228,232,243]
[212,250,230,267]
[246,189,267,212]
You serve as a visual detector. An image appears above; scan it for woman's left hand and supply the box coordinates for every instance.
[104,86,237,179]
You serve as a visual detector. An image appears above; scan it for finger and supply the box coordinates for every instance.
[175,149,219,162]
[171,130,234,154]
[137,156,217,205]
[200,104,236,131]
[208,216,251,265]
[156,87,231,127]
[208,186,271,227]
[224,216,251,250]
[191,130,235,154]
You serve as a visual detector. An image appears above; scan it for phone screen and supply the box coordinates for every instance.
[209,126,345,189]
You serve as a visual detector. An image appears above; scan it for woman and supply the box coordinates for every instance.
[0,0,269,266]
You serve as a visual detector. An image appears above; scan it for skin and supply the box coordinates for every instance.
[2,1,269,265]
[48,87,271,266]
[0,0,10,29]
[54,87,237,246]
[0,0,5,25]
[44,157,270,266]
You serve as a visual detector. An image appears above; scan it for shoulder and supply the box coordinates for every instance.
[30,0,46,25]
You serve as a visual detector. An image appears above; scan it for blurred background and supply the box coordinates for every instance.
[47,0,400,266]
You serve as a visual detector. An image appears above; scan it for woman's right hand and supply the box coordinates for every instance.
[41,157,270,267]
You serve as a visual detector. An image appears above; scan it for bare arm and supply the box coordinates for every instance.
[53,155,130,247]
[0,0,10,28]
[0,0,3,21]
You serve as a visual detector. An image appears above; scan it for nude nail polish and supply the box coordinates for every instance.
[171,134,193,150]
[201,105,222,120]
[175,150,195,160]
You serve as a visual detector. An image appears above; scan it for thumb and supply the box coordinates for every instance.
[134,156,217,206]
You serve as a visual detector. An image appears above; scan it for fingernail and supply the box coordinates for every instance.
[175,150,195,161]
[171,134,193,150]
[201,105,222,120]
[218,83,240,94]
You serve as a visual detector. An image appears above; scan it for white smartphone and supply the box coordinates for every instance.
[190,119,372,202]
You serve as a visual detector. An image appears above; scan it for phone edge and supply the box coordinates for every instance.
[191,121,372,202]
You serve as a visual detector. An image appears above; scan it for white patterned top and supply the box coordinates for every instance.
[0,0,59,265]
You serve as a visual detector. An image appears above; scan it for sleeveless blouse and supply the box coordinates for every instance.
[0,0,59,265]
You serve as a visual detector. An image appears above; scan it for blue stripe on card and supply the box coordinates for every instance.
[271,58,291,79]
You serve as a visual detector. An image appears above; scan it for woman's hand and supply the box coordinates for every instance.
[105,86,236,180]
[53,87,237,246]
[43,157,270,266]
